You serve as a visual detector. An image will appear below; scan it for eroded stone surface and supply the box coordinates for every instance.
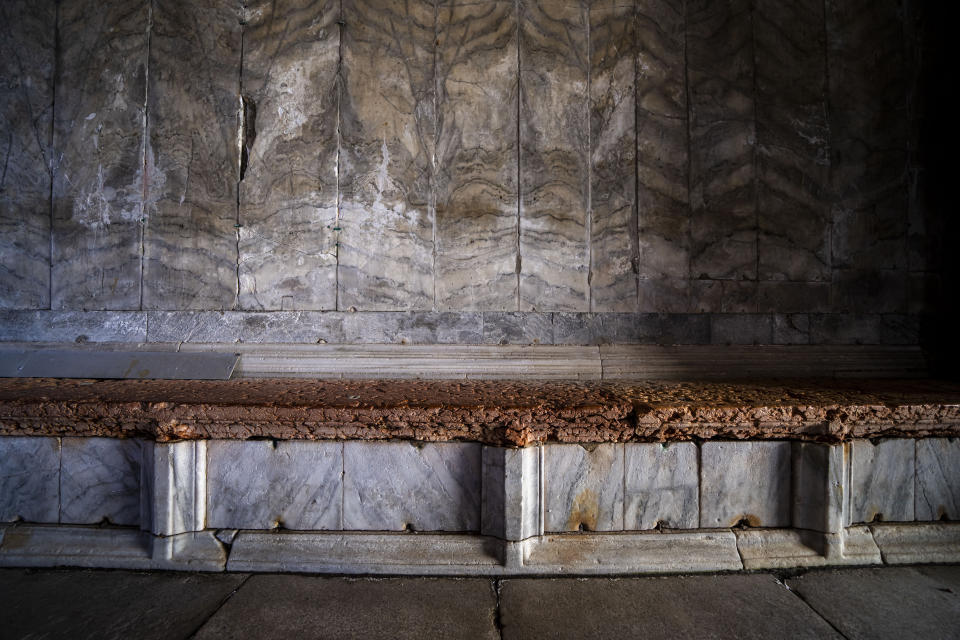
[544,443,623,532]
[60,437,142,526]
[916,438,960,521]
[700,441,791,528]
[0,436,60,523]
[849,439,915,524]
[624,442,698,530]
[3,378,960,446]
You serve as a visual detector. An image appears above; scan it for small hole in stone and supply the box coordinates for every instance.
[577,523,585,533]
[734,518,753,529]
[869,512,885,524]
[404,523,416,533]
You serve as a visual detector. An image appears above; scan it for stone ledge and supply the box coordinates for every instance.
[2,378,959,445]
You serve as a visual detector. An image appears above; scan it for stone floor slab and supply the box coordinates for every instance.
[499,574,840,639]
[0,568,246,640]
[193,575,499,640]
[786,566,960,640]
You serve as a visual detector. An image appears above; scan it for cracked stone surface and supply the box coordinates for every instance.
[1,377,959,445]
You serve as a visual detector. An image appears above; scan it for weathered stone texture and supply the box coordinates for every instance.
[60,437,142,526]
[849,439,915,524]
[339,0,435,310]
[238,0,340,310]
[142,0,241,310]
[0,0,55,309]
[435,0,519,310]
[700,441,791,527]
[544,443,623,532]
[52,0,149,310]
[915,438,960,521]
[0,436,60,523]
[519,0,590,311]
[624,442,698,530]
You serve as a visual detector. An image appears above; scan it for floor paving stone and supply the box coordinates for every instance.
[498,574,841,639]
[192,575,499,640]
[0,568,246,640]
[786,566,960,640]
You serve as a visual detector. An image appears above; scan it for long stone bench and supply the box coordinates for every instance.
[1,378,959,574]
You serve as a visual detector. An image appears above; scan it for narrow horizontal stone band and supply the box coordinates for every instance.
[2,378,959,446]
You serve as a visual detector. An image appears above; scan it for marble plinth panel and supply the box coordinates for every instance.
[0,437,60,523]
[849,439,915,524]
[60,437,142,526]
[700,442,791,528]
[791,442,845,534]
[482,446,540,541]
[141,441,207,536]
[624,443,698,530]
[206,440,342,530]
[343,442,482,531]
[544,444,623,532]
[915,438,960,521]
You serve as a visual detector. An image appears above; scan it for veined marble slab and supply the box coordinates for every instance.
[0,0,54,309]
[755,0,830,283]
[518,0,589,311]
[700,442,791,528]
[624,443,698,530]
[238,0,339,310]
[206,440,342,530]
[482,446,541,541]
[849,439,915,524]
[686,0,757,285]
[635,0,690,312]
[434,0,519,310]
[339,0,435,310]
[142,441,207,536]
[915,438,960,521]
[343,441,482,531]
[51,0,148,309]
[142,0,241,309]
[60,437,142,526]
[0,436,60,523]
[792,442,845,534]
[544,443,623,532]
[588,0,638,312]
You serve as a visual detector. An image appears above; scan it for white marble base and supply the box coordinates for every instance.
[142,441,206,536]
[0,437,60,523]
[915,438,960,521]
[481,446,541,540]
[60,438,142,526]
[701,442,791,527]
[849,439,915,524]
[870,522,960,565]
[624,443,699,530]
[544,444,624,532]
[734,526,881,569]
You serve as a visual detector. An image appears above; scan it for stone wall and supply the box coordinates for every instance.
[0,0,941,345]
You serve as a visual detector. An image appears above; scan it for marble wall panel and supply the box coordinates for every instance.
[915,438,960,521]
[635,0,690,311]
[435,0,519,310]
[0,437,60,523]
[207,440,342,530]
[141,441,206,536]
[827,0,908,275]
[238,0,339,310]
[519,0,590,311]
[791,442,845,533]
[624,442,698,530]
[52,0,148,309]
[142,0,241,309]
[0,0,55,309]
[481,446,540,540]
[544,443,623,532]
[343,441,482,531]
[754,0,830,283]
[60,437,142,526]
[589,0,637,312]
[849,439,915,524]
[686,0,756,282]
[701,441,791,528]
[339,0,435,310]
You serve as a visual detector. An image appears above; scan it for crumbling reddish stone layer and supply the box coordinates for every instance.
[1,378,959,445]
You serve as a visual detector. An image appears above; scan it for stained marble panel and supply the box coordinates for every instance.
[207,440,342,530]
[635,0,690,304]
[0,437,60,523]
[142,0,241,310]
[544,443,623,532]
[481,312,554,345]
[791,442,844,534]
[238,0,339,310]
[0,0,55,309]
[52,0,148,309]
[338,0,435,310]
[849,439,915,524]
[60,437,142,526]
[915,438,960,521]
[589,0,637,312]
[435,0,519,310]
[343,442,482,531]
[754,0,830,282]
[827,0,908,272]
[700,442,791,528]
[518,0,589,311]
[686,0,756,281]
[624,443,698,530]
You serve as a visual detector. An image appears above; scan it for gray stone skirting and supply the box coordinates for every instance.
[1,436,958,573]
[0,310,924,346]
